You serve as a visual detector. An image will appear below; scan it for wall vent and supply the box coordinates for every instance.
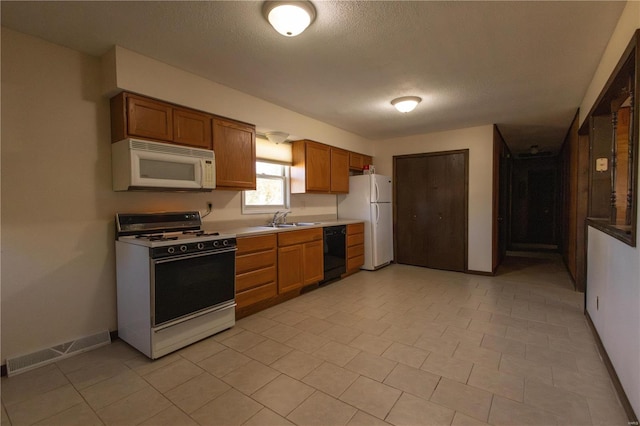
[6,330,111,376]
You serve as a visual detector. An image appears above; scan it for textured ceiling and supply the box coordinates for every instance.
[1,1,626,154]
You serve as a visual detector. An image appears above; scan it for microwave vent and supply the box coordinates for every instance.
[129,139,214,160]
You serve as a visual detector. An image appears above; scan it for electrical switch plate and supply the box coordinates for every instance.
[596,157,608,172]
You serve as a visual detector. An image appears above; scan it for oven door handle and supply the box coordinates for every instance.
[152,247,237,264]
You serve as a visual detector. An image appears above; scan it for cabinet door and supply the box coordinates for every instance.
[330,148,349,193]
[349,152,363,171]
[363,155,373,167]
[278,244,304,293]
[303,239,324,285]
[127,95,173,142]
[305,142,331,192]
[213,119,256,190]
[173,108,212,149]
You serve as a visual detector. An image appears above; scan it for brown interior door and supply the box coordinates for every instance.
[394,151,468,272]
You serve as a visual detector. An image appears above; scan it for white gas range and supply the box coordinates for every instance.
[115,211,237,359]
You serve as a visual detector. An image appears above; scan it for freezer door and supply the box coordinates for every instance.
[371,175,392,203]
[367,202,393,269]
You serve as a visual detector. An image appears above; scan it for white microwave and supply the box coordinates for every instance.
[112,138,215,191]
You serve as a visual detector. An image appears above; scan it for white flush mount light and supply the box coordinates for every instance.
[265,131,290,144]
[391,96,422,113]
[263,1,316,37]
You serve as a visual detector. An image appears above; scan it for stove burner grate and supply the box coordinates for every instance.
[183,230,220,237]
[135,234,178,242]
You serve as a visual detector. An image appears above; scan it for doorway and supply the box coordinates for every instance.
[510,157,560,250]
[394,150,468,272]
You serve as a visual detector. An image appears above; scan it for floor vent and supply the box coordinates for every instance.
[6,330,111,377]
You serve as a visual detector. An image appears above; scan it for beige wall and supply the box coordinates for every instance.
[373,125,495,273]
[0,29,361,362]
[580,1,640,415]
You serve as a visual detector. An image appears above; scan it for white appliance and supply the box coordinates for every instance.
[338,174,393,270]
[115,211,236,359]
[112,138,216,191]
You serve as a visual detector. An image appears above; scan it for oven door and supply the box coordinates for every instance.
[151,248,236,327]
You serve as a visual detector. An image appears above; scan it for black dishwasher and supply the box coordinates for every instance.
[319,225,346,285]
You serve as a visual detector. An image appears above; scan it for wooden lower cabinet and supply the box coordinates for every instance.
[346,223,365,274]
[235,234,277,310]
[277,228,323,293]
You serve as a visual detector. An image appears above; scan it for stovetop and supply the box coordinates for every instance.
[115,211,236,250]
[118,230,235,248]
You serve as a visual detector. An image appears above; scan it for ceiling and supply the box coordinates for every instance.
[1,1,626,155]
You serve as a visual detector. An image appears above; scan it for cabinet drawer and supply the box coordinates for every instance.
[278,228,322,247]
[236,250,276,274]
[347,233,364,247]
[347,222,364,234]
[347,244,364,259]
[347,254,364,271]
[236,266,276,292]
[236,281,277,309]
[237,234,277,255]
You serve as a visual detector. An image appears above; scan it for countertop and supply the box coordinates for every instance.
[203,219,364,238]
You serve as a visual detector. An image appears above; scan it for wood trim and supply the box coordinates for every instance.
[492,125,503,274]
[466,269,494,276]
[579,30,640,135]
[585,311,639,423]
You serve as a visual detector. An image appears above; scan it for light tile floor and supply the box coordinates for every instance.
[1,254,630,425]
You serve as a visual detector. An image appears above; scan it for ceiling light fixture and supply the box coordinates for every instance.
[265,131,290,144]
[391,96,422,113]
[263,1,316,37]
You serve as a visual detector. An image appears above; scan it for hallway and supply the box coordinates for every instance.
[1,256,628,425]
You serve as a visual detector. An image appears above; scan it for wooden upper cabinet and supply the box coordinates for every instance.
[111,92,211,148]
[126,94,173,142]
[306,141,331,192]
[349,151,374,171]
[291,140,349,194]
[331,148,349,193]
[212,118,256,190]
[173,107,212,149]
[349,152,363,170]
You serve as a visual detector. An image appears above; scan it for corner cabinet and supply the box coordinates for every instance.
[277,228,324,293]
[235,234,278,311]
[291,140,349,194]
[213,118,256,190]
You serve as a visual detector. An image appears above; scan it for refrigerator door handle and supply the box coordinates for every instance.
[375,203,380,224]
[374,182,379,203]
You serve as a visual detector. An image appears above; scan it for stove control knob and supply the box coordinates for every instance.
[167,247,175,254]
[223,239,229,246]
[180,245,188,252]
[213,240,220,248]
[197,243,205,250]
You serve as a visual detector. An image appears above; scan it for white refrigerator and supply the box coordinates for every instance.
[337,174,393,270]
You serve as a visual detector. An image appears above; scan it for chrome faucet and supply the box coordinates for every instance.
[270,210,291,226]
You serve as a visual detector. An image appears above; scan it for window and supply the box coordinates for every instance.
[242,161,290,214]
